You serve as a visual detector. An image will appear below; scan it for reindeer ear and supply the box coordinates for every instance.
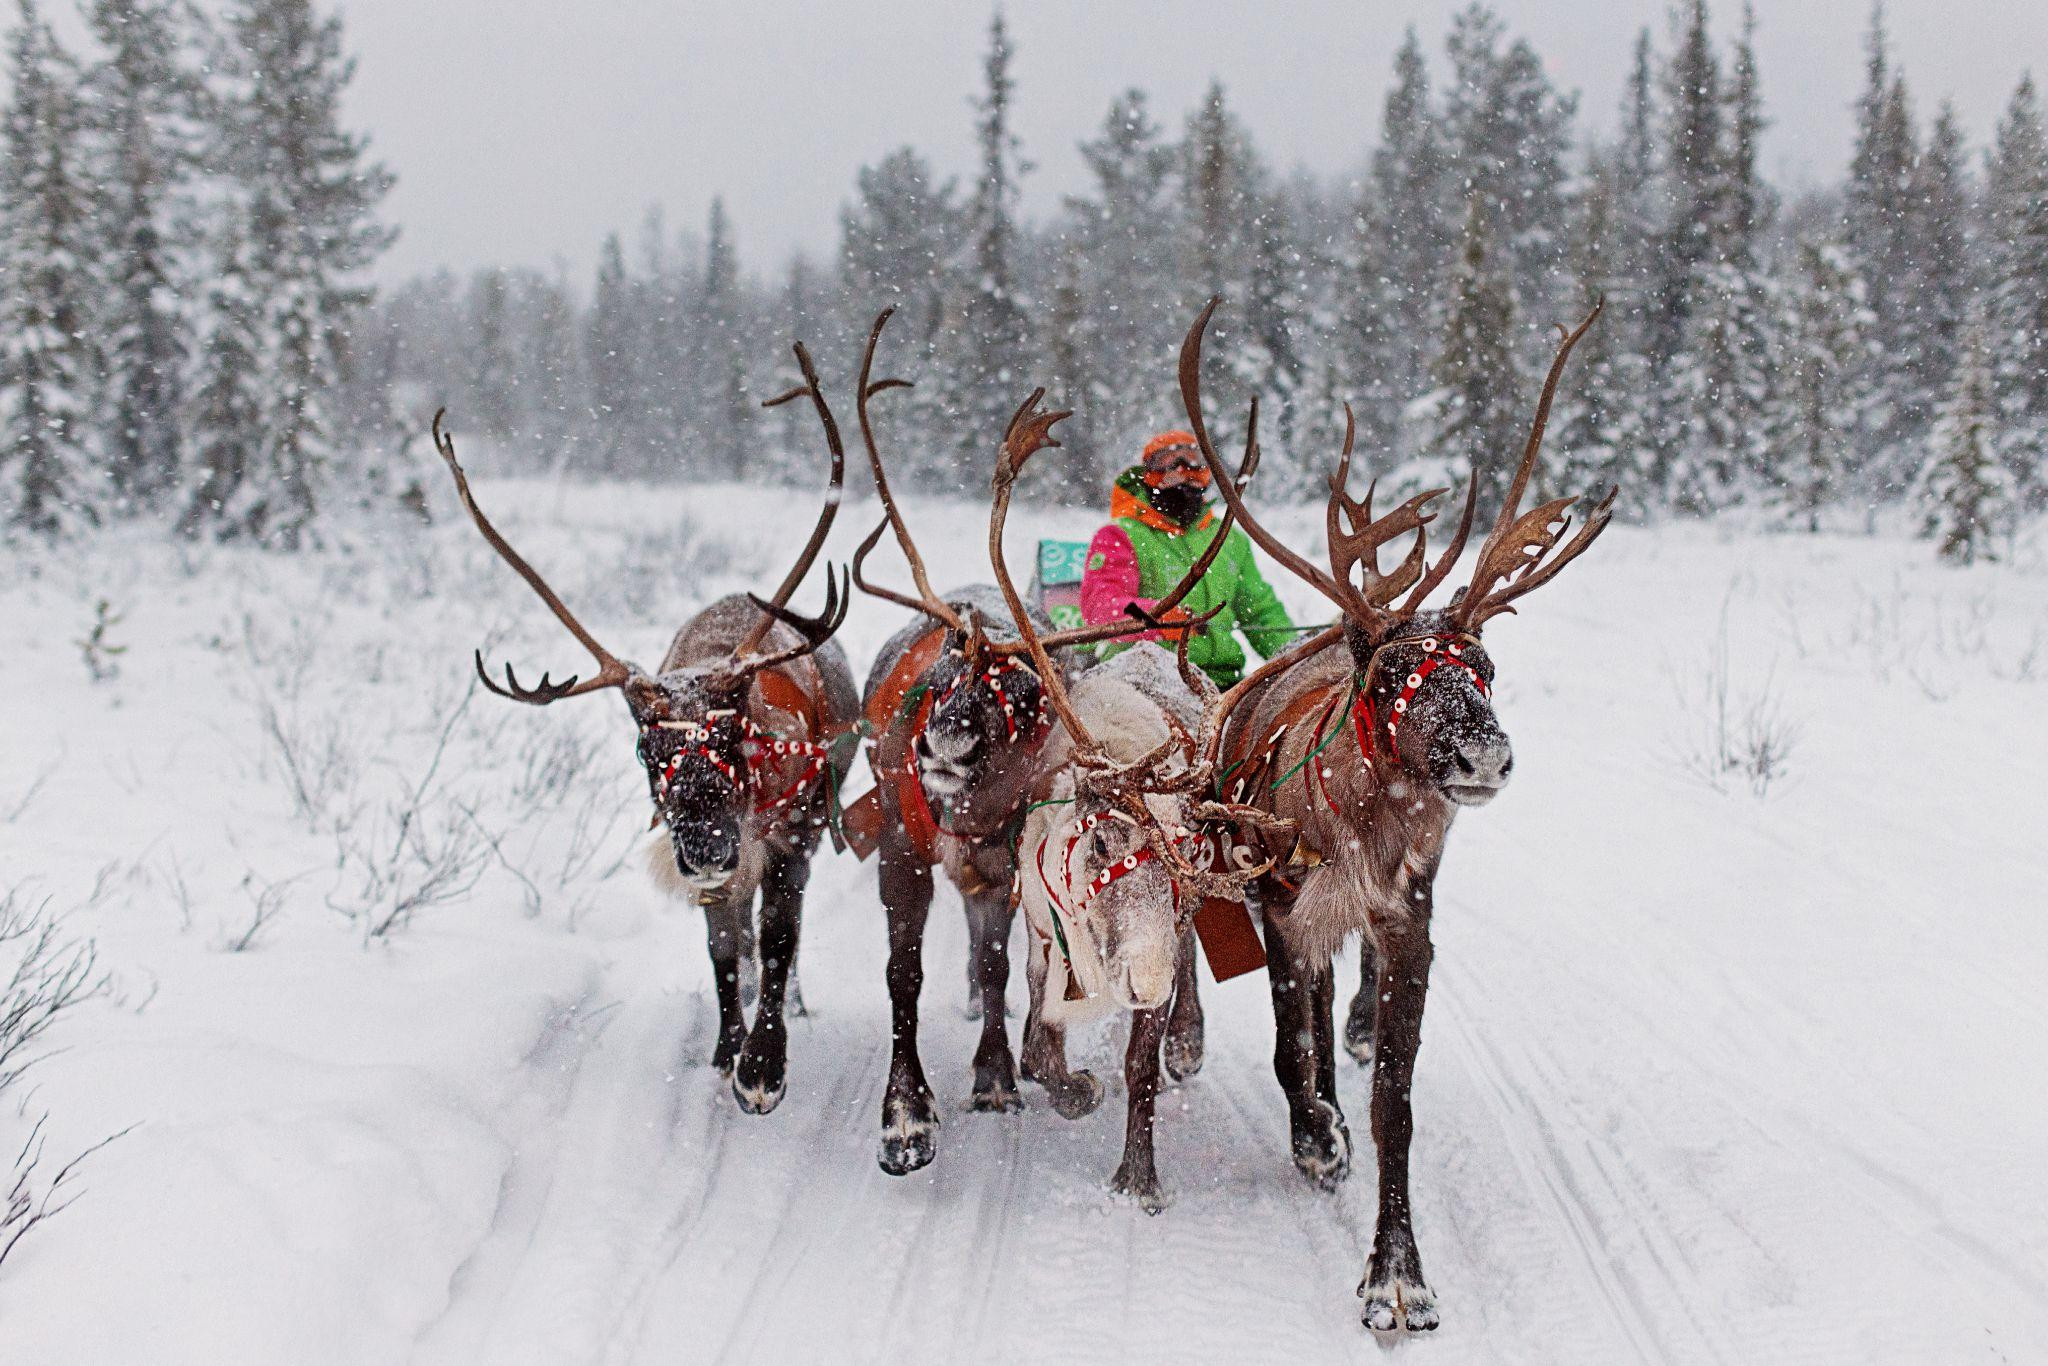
[623,675,670,723]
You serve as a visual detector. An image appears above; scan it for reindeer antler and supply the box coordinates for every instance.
[737,338,849,661]
[848,308,967,632]
[1448,301,1614,631]
[433,411,640,705]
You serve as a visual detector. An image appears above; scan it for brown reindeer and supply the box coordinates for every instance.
[845,333,1230,1176]
[985,398,1290,1209]
[429,340,860,1116]
[1180,297,1614,1332]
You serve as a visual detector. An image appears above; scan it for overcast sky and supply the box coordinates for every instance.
[324,2,2044,284]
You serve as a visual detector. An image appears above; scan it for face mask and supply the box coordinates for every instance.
[1149,481,1209,527]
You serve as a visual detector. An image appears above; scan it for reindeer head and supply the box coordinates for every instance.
[431,329,851,894]
[1181,298,1615,811]
[910,617,1049,813]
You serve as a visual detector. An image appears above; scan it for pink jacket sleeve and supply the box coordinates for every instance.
[1080,525,1166,640]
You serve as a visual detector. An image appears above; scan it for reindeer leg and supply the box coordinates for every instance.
[733,844,808,1115]
[1264,909,1350,1189]
[704,897,750,1077]
[1019,934,1102,1118]
[1162,928,1205,1080]
[1344,941,1378,1065]
[878,824,939,1175]
[1110,1004,1171,1213]
[963,899,984,1020]
[966,876,1022,1113]
[1358,916,1438,1334]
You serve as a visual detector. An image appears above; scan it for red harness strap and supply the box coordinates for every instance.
[650,713,833,816]
[1354,633,1489,763]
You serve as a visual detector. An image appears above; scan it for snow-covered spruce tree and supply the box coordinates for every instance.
[1765,242,1875,532]
[1440,4,1576,316]
[463,268,519,445]
[838,146,961,488]
[1177,78,1265,450]
[1919,310,2013,564]
[700,197,753,480]
[1984,75,2048,514]
[1671,2,1776,514]
[188,0,393,546]
[1839,3,1921,491]
[585,233,638,477]
[1341,27,1449,455]
[178,218,266,538]
[944,9,1035,488]
[1553,146,1648,502]
[1039,241,1101,503]
[81,0,201,517]
[0,0,100,535]
[1065,89,1178,465]
[1421,195,1522,513]
[1645,0,1727,506]
[1240,192,1307,484]
[1897,104,1974,444]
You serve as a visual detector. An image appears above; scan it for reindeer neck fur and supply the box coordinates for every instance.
[1232,640,1456,963]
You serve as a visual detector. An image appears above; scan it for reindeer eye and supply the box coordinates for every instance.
[1091,830,1111,860]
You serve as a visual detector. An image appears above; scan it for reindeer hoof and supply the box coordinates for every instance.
[733,1071,786,1115]
[1343,995,1375,1066]
[1045,1070,1104,1120]
[1359,1277,1438,1334]
[1110,1167,1169,1214]
[1292,1099,1351,1189]
[732,1033,787,1115]
[879,1096,939,1176]
[968,1081,1023,1113]
[1162,1024,1205,1081]
[711,1028,747,1078]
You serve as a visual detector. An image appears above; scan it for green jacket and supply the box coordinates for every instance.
[1081,468,1298,688]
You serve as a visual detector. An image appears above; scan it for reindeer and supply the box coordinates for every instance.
[984,396,1289,1211]
[1178,298,1614,1332]
[428,339,861,1117]
[843,323,1225,1176]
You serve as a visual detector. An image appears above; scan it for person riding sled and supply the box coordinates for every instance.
[1080,429,1297,689]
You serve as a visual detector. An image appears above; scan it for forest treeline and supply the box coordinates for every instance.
[3,1,2043,560]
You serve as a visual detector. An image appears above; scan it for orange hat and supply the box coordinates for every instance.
[1142,430,1200,464]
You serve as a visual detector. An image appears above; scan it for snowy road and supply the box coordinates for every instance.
[3,487,2045,1363]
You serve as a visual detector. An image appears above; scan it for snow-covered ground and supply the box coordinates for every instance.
[2,480,2045,1365]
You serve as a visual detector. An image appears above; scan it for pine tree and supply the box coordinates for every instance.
[1766,242,1876,531]
[465,269,518,443]
[0,0,99,535]
[1422,196,1522,511]
[1344,28,1447,454]
[1985,75,2048,512]
[1178,79,1265,441]
[946,9,1034,486]
[1919,309,2012,563]
[1066,89,1178,463]
[838,146,961,486]
[700,197,752,479]
[82,0,198,515]
[179,218,266,538]
[190,0,393,545]
[1897,103,1973,443]
[585,233,637,475]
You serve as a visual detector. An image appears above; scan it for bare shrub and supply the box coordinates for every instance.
[327,682,491,941]
[1668,598,1803,797]
[0,889,104,1096]
[0,889,116,1274]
